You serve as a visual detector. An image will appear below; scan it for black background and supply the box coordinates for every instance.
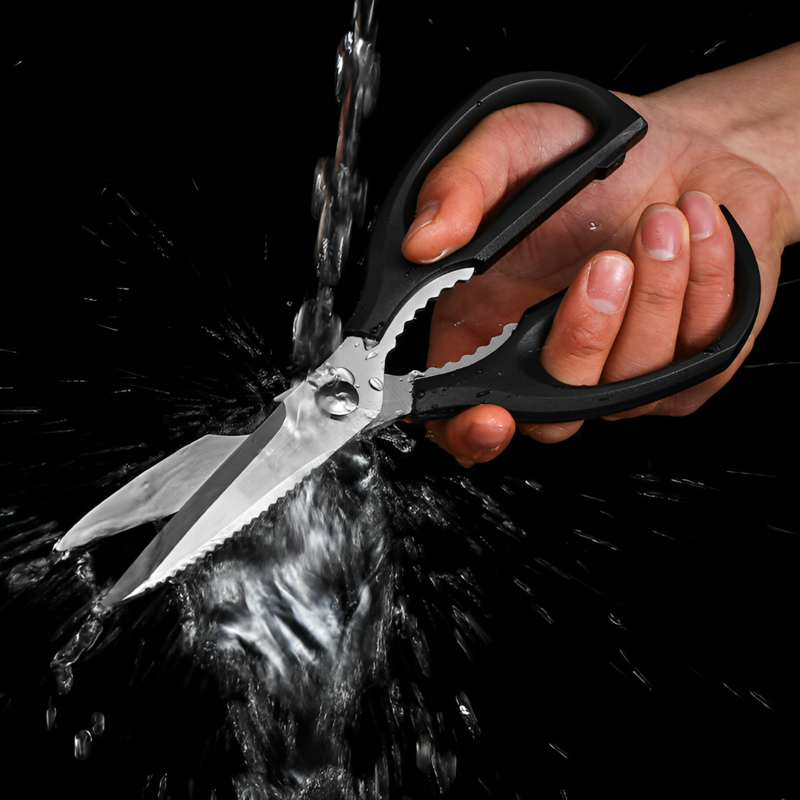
[3,5,798,799]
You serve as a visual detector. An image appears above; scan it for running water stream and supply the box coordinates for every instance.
[291,0,379,375]
[2,6,798,800]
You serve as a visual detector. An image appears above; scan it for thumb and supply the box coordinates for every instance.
[400,165,485,264]
[400,103,593,265]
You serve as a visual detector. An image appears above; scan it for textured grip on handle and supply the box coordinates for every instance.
[411,206,761,423]
[345,72,647,340]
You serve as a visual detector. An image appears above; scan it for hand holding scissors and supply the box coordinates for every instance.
[57,72,761,604]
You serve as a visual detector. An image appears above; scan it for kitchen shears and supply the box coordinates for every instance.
[56,73,761,606]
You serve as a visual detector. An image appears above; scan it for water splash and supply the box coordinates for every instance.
[51,611,106,695]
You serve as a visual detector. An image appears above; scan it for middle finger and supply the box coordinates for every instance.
[601,203,691,417]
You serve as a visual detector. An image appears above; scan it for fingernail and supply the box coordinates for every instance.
[586,254,633,314]
[402,200,440,246]
[680,191,716,240]
[464,420,508,453]
[416,246,456,265]
[641,206,684,260]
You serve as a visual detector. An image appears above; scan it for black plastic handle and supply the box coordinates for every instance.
[346,72,647,340]
[411,206,761,422]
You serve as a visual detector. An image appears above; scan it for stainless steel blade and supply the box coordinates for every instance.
[100,266,475,606]
[56,434,247,550]
[101,381,371,606]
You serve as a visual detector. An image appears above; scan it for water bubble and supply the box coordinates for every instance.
[368,377,383,391]
[74,729,92,760]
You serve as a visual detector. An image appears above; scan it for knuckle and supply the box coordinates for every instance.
[635,275,686,308]
[560,320,612,362]
[687,255,731,287]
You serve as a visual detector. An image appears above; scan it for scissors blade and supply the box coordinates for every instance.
[100,378,371,606]
[94,267,474,606]
[56,434,247,550]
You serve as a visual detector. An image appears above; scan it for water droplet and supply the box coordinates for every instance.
[588,221,602,232]
[91,711,105,736]
[368,377,383,391]
[46,697,57,731]
[365,350,378,360]
[315,380,359,416]
[74,729,92,760]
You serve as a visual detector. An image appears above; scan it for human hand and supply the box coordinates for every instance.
[401,46,799,466]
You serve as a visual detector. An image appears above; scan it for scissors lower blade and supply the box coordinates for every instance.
[101,379,370,606]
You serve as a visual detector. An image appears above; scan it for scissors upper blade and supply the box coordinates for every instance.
[101,377,372,606]
[56,433,248,550]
